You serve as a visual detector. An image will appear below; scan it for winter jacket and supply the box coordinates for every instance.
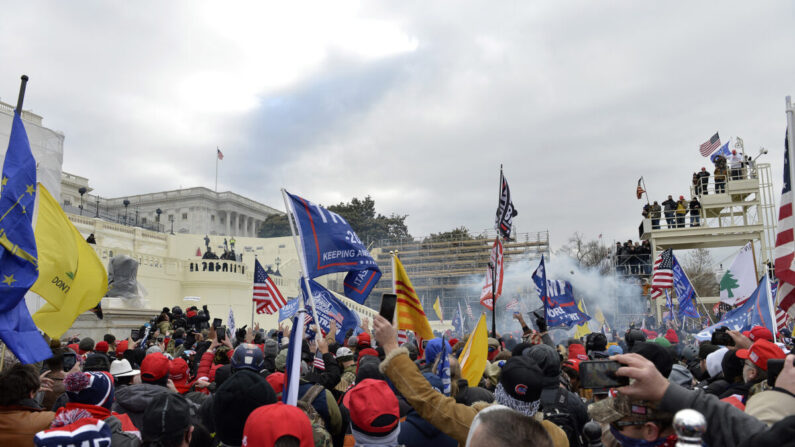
[112,383,173,429]
[718,381,755,403]
[668,364,694,388]
[399,409,458,447]
[689,200,701,215]
[540,386,588,434]
[455,379,494,405]
[380,347,569,447]
[739,415,795,447]
[675,200,688,215]
[0,400,55,447]
[659,382,768,447]
[744,389,795,426]
[662,199,676,212]
[650,204,662,219]
[302,352,341,391]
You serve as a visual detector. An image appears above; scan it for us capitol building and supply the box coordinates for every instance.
[1,101,376,340]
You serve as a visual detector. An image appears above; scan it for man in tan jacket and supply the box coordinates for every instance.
[373,315,569,446]
[0,363,55,447]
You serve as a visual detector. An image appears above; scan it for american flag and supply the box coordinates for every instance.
[217,147,224,160]
[699,132,721,157]
[775,129,795,319]
[253,259,287,314]
[465,302,474,319]
[650,249,674,299]
[313,349,325,371]
[397,329,408,345]
[505,298,520,311]
[636,177,645,200]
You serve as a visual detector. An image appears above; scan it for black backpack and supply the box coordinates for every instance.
[540,388,582,447]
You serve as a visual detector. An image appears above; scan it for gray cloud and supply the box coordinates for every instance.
[1,1,794,249]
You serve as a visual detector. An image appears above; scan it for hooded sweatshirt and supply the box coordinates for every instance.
[111,383,172,429]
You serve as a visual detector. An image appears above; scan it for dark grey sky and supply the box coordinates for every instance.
[2,1,793,248]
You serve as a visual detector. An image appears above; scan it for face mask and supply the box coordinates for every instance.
[609,425,677,447]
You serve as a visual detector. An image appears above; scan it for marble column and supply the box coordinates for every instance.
[225,211,230,236]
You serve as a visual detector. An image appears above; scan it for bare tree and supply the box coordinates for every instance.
[558,232,612,274]
[683,248,720,297]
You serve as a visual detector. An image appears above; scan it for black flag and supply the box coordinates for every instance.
[495,169,518,239]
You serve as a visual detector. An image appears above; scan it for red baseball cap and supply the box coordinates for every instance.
[94,341,109,353]
[141,353,170,382]
[243,402,313,447]
[343,379,399,435]
[169,358,192,393]
[266,372,285,396]
[116,340,129,356]
[563,358,581,372]
[748,326,774,342]
[736,339,785,370]
[568,343,587,361]
[357,332,371,348]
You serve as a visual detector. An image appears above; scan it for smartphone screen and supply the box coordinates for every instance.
[579,360,629,389]
[130,328,140,340]
[217,325,226,342]
[212,318,222,329]
[62,352,77,372]
[379,293,398,323]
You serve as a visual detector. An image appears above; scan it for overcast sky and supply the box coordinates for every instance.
[2,1,794,250]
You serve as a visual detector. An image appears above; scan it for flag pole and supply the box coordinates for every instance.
[786,95,795,310]
[215,147,219,193]
[281,189,322,342]
[641,176,650,206]
[15,75,29,114]
[491,165,503,339]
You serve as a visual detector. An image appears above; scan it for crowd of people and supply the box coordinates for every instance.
[614,240,652,275]
[642,195,702,230]
[0,305,793,447]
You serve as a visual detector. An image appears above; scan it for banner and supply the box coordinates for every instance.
[695,276,776,341]
[672,254,700,319]
[278,298,300,322]
[532,259,591,329]
[495,169,518,239]
[720,242,757,305]
[285,191,381,303]
[479,237,504,310]
[301,279,360,344]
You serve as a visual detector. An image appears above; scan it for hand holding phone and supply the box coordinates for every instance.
[379,293,397,323]
[579,360,630,389]
[217,326,226,342]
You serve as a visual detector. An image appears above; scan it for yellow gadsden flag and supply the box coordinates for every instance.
[459,313,488,387]
[31,184,108,338]
[433,296,444,322]
[393,254,434,340]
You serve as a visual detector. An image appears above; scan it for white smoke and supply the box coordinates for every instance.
[460,252,646,337]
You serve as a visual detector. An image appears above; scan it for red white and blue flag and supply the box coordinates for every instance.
[313,349,325,371]
[253,259,287,315]
[775,130,795,319]
[651,249,674,300]
[699,132,721,157]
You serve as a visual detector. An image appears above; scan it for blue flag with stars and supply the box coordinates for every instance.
[672,254,700,319]
[0,111,50,363]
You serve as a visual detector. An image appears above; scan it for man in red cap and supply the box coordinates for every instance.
[242,402,314,447]
[169,358,195,394]
[343,379,401,446]
[112,353,174,429]
[675,196,688,228]
[737,339,786,395]
[748,326,774,343]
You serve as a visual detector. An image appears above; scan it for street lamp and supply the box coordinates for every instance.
[169,215,174,235]
[78,187,87,215]
[95,195,100,218]
[123,199,130,224]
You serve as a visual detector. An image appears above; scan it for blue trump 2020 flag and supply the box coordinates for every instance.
[532,258,591,329]
[672,255,700,319]
[301,279,360,344]
[0,111,50,364]
[279,298,300,322]
[285,191,381,304]
[695,275,776,341]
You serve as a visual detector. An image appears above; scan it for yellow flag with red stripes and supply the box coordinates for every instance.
[393,254,434,340]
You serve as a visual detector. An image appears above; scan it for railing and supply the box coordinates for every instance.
[185,259,249,277]
[63,203,165,233]
[688,166,759,197]
[0,100,43,125]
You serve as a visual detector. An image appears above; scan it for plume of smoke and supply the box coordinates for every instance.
[459,252,646,337]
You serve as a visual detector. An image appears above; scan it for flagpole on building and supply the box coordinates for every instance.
[215,147,218,193]
[281,189,323,342]
[15,75,29,114]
